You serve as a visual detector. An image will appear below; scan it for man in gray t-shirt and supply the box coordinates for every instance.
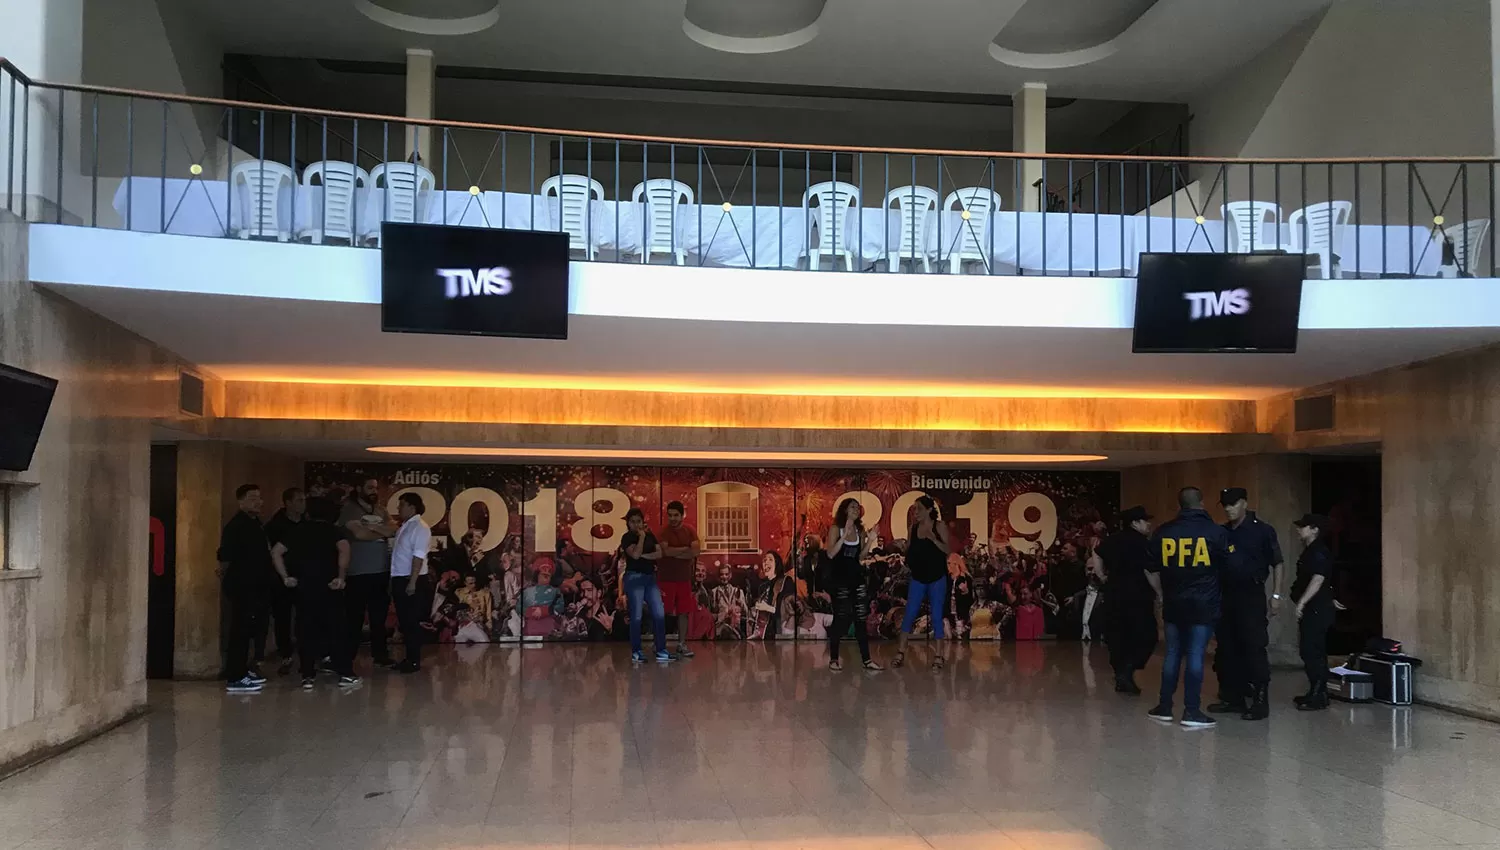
[340,478,397,667]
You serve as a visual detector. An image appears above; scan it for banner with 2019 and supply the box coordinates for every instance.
[306,463,1119,643]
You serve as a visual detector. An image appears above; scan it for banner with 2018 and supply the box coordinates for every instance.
[306,463,1119,643]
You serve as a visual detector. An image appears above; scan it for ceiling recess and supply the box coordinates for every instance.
[683,0,827,54]
[352,0,501,36]
[990,0,1161,69]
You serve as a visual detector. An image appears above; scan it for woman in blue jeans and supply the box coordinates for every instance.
[620,508,673,664]
[893,496,950,670]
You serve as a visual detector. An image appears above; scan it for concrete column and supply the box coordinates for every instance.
[173,441,227,678]
[1493,0,1500,155]
[405,48,436,164]
[1013,82,1047,212]
[172,441,304,679]
[0,0,84,222]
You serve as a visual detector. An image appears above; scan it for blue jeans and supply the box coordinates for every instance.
[624,571,666,655]
[1159,622,1214,712]
[901,577,947,639]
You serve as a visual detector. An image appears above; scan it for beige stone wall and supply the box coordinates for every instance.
[0,210,187,773]
[1262,343,1500,719]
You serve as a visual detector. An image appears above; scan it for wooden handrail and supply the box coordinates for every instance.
[3,57,1498,166]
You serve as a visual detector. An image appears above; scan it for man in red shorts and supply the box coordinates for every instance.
[657,501,701,659]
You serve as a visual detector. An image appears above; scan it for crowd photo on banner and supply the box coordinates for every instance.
[305,463,1120,646]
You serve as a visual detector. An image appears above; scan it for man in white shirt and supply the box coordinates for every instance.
[389,492,432,673]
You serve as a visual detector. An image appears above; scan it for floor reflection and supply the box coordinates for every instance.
[0,641,1497,850]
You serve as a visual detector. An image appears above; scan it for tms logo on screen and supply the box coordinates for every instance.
[1183,288,1251,321]
[437,267,513,299]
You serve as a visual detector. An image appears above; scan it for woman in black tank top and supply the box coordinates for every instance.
[893,495,951,670]
[822,498,880,671]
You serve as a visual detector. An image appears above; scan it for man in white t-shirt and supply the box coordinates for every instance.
[389,492,432,673]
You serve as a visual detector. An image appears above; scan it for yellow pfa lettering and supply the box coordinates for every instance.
[1193,538,1210,566]
[1176,538,1193,567]
[1161,538,1176,566]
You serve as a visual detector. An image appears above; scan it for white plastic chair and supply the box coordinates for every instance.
[801,181,859,271]
[630,179,693,265]
[1288,201,1353,279]
[940,187,1003,274]
[297,161,370,245]
[884,185,938,273]
[367,162,435,245]
[230,160,294,241]
[541,175,605,259]
[1222,201,1289,253]
[1445,219,1491,275]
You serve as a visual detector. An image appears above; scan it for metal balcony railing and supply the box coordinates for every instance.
[2,58,1496,279]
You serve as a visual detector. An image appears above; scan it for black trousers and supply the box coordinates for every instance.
[828,582,871,664]
[1105,595,1157,679]
[255,583,296,662]
[390,576,425,666]
[224,585,268,682]
[346,572,392,664]
[297,580,352,678]
[1299,603,1335,690]
[1216,588,1271,701]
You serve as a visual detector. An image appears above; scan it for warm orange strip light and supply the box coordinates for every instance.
[366,446,1108,464]
[213,367,1264,400]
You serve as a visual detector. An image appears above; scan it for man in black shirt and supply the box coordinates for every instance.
[218,484,273,694]
[262,487,305,675]
[1098,506,1156,695]
[273,496,359,690]
[1145,487,1229,728]
[1291,514,1335,711]
[1211,487,1285,721]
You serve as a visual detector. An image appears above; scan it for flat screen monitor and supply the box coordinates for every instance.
[1132,253,1304,353]
[0,363,58,472]
[381,222,570,339]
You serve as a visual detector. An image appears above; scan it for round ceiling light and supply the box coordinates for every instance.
[683,0,826,54]
[353,0,501,36]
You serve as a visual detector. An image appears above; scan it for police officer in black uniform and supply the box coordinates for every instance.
[1098,506,1157,695]
[1145,487,1229,729]
[1291,514,1335,711]
[1209,487,1284,721]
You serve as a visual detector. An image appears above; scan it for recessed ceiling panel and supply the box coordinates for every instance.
[683,0,826,54]
[991,0,1160,69]
[353,0,500,35]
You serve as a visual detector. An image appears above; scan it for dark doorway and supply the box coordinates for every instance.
[147,444,178,679]
[1310,456,1381,655]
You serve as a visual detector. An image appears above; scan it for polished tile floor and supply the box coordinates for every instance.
[2,641,1499,850]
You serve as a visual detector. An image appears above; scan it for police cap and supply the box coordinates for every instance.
[1219,487,1249,505]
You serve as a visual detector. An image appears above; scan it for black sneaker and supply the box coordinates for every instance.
[1181,710,1218,729]
[226,677,264,694]
[394,660,420,674]
[301,677,316,691]
[675,645,695,658]
[1147,704,1174,723]
[338,675,363,688]
[244,672,268,686]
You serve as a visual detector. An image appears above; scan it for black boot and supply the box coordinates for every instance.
[1241,684,1270,720]
[1114,673,1142,695]
[1296,682,1329,711]
[1208,693,1247,714]
[1293,682,1315,706]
